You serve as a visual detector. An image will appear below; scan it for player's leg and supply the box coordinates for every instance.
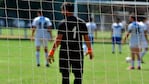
[136,48,141,70]
[140,42,148,63]
[140,48,147,63]
[117,37,122,54]
[73,72,82,84]
[118,44,122,54]
[73,63,83,84]
[71,53,83,84]
[129,48,136,69]
[112,37,115,54]
[90,36,94,48]
[59,51,70,84]
[44,46,49,67]
[90,35,94,45]
[35,38,41,67]
[61,72,70,84]
[129,42,139,69]
[43,38,49,67]
[36,46,40,67]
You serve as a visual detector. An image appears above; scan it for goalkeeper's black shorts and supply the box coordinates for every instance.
[59,50,84,73]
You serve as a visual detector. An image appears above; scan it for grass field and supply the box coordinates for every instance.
[0,28,111,40]
[0,39,149,84]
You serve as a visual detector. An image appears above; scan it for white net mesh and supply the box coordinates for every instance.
[0,0,149,84]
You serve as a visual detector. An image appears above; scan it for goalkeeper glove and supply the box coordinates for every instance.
[86,48,93,60]
[48,50,55,64]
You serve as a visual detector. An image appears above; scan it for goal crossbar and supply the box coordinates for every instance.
[75,0,149,6]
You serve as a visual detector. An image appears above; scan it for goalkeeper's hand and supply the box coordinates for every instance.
[47,50,55,64]
[86,48,94,60]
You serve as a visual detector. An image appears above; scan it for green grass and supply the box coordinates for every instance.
[0,28,112,40]
[0,40,149,84]
[0,28,31,38]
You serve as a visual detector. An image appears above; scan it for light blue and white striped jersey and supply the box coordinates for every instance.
[128,21,147,44]
[32,16,52,39]
[112,22,123,37]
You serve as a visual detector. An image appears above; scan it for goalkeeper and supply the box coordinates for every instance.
[48,2,93,84]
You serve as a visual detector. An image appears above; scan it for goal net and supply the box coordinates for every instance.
[0,0,148,84]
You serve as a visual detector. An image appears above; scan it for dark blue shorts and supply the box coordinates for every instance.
[112,37,122,44]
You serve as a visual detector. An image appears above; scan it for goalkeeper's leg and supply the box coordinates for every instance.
[61,72,70,84]
[74,72,82,84]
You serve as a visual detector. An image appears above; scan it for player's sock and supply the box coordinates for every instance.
[112,44,115,53]
[131,60,135,68]
[118,44,122,53]
[45,52,49,65]
[138,60,141,67]
[36,51,40,65]
[140,50,147,63]
[140,50,147,59]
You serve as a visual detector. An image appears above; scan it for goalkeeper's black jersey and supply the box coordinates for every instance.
[58,16,88,51]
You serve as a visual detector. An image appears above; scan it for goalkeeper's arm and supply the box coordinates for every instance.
[48,34,63,63]
[83,34,94,60]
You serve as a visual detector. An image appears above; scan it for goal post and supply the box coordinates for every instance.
[74,0,149,31]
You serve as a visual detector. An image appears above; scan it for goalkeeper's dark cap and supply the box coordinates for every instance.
[61,2,74,12]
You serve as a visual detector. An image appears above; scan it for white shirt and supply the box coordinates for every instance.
[86,22,97,37]
[32,16,52,39]
[128,21,147,44]
[138,21,148,42]
[112,22,123,37]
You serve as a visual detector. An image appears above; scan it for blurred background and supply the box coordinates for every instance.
[0,0,149,39]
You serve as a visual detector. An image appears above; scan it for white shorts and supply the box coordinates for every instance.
[35,38,48,47]
[129,42,141,48]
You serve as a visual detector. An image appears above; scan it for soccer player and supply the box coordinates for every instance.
[31,10,53,67]
[123,16,145,70]
[48,2,93,84]
[83,17,97,55]
[138,17,148,63]
[111,18,124,54]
